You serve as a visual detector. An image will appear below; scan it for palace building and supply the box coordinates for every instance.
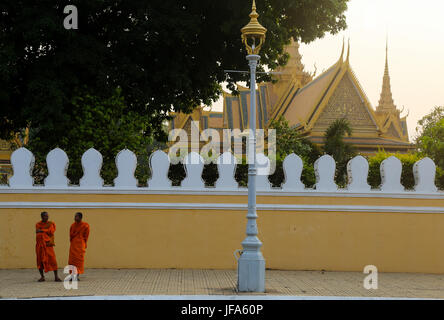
[0,139,12,182]
[0,130,28,182]
[169,40,413,156]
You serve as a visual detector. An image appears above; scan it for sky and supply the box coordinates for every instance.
[211,0,444,141]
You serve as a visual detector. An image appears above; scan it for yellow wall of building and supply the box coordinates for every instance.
[1,192,444,273]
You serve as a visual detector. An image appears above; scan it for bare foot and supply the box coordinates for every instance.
[54,277,62,282]
[38,277,45,282]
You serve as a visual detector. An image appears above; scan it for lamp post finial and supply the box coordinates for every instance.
[241,0,267,55]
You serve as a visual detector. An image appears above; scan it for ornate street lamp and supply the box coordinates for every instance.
[238,0,267,293]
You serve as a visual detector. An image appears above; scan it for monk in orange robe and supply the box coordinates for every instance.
[36,211,61,282]
[68,212,90,279]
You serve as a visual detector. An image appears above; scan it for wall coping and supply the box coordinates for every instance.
[0,201,443,213]
[1,186,444,199]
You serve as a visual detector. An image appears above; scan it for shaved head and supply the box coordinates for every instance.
[40,211,48,222]
[74,212,83,222]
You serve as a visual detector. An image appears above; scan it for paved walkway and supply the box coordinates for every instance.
[1,269,444,299]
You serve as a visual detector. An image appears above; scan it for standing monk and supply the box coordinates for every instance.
[68,212,90,280]
[36,212,62,282]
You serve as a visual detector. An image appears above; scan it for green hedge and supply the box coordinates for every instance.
[0,174,8,185]
[166,151,443,191]
[367,151,423,190]
[368,151,444,191]
[166,158,316,188]
[436,166,444,190]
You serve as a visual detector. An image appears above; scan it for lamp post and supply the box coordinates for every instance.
[237,0,267,293]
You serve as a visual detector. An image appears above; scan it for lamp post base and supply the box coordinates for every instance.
[237,250,265,292]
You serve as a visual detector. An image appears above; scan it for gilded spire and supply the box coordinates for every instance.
[286,39,304,73]
[276,38,313,86]
[338,37,345,63]
[346,38,350,63]
[376,39,397,113]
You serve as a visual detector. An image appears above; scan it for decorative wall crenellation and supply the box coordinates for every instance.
[1,147,441,194]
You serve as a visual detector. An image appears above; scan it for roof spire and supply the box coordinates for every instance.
[376,37,398,113]
[338,37,345,63]
[346,38,350,63]
[276,38,313,86]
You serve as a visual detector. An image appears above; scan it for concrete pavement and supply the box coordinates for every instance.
[1,269,444,299]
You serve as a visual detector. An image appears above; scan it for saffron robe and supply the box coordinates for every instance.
[68,221,90,274]
[35,221,58,272]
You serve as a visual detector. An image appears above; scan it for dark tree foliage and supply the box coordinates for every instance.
[27,88,160,185]
[0,0,349,143]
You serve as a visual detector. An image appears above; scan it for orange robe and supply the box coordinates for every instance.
[35,221,58,272]
[68,222,90,274]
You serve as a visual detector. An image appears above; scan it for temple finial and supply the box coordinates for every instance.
[338,37,345,63]
[346,38,350,63]
[278,38,313,86]
[376,37,397,113]
[384,36,390,77]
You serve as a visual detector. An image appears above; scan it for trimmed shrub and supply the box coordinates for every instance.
[367,151,423,190]
[166,156,317,189]
[436,166,444,190]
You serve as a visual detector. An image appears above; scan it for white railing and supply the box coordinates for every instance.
[0,147,441,194]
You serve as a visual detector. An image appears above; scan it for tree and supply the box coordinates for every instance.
[415,106,444,168]
[0,0,349,144]
[28,88,164,185]
[268,116,320,162]
[323,118,356,186]
[415,106,444,190]
[267,116,320,187]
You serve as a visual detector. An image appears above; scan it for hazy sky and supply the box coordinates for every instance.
[212,0,444,141]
